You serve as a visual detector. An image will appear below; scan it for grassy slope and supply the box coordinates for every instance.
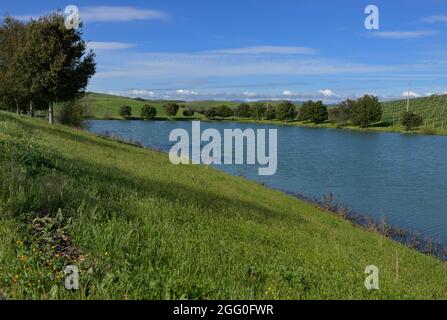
[1,112,446,299]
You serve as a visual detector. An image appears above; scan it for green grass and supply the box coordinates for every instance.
[382,94,447,129]
[1,111,447,299]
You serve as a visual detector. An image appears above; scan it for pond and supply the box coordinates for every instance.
[86,120,447,244]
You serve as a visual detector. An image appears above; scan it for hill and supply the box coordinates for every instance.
[0,112,446,299]
[382,94,447,129]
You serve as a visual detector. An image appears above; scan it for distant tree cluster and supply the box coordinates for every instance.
[197,95,391,129]
[0,13,96,125]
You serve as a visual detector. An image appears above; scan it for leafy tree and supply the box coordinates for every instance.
[401,111,423,131]
[308,101,328,124]
[298,100,313,121]
[119,105,132,118]
[164,103,179,118]
[141,104,157,119]
[204,107,218,119]
[329,99,356,127]
[182,108,195,117]
[251,102,266,120]
[235,103,252,118]
[58,100,83,127]
[352,95,382,128]
[0,16,28,114]
[15,13,95,124]
[216,105,234,118]
[265,105,276,120]
[276,101,297,121]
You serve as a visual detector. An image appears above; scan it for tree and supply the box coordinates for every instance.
[265,105,276,120]
[401,111,423,131]
[204,107,218,119]
[15,13,95,124]
[298,100,313,121]
[164,103,179,118]
[251,102,266,120]
[0,16,28,114]
[276,101,297,121]
[141,104,157,119]
[351,95,382,128]
[308,101,328,124]
[182,108,195,117]
[329,99,356,127]
[58,100,83,127]
[235,103,252,118]
[216,105,233,118]
[119,105,132,118]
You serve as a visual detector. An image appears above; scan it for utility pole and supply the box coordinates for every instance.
[406,81,411,112]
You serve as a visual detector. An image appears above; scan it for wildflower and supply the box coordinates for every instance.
[104,252,109,256]
[18,255,26,262]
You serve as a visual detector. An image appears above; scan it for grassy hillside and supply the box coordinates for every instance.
[0,112,447,299]
[382,95,447,129]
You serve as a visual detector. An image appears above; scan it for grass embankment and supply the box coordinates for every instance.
[1,112,446,299]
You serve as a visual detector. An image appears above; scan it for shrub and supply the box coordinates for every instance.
[58,100,84,127]
[164,103,180,118]
[352,95,382,128]
[276,101,297,121]
[119,105,132,118]
[235,103,252,118]
[401,111,423,131]
[183,108,195,117]
[216,105,234,118]
[265,105,276,120]
[140,104,157,119]
[204,108,218,119]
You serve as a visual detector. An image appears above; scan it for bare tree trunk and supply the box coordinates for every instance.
[48,101,54,125]
[29,100,35,117]
[15,98,19,115]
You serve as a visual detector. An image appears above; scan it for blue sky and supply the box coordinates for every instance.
[3,0,447,101]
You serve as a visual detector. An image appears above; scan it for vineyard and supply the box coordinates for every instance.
[382,94,447,129]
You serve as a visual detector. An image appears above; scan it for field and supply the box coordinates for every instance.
[0,111,447,299]
[382,94,447,129]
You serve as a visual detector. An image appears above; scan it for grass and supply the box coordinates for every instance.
[1,111,447,299]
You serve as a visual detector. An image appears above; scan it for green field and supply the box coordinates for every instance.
[382,94,447,129]
[1,111,447,299]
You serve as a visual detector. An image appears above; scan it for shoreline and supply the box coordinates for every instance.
[85,116,447,137]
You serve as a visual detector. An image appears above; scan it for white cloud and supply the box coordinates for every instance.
[13,6,168,23]
[208,46,317,55]
[371,30,437,39]
[81,6,168,22]
[87,42,135,50]
[319,89,336,97]
[422,15,447,23]
[243,91,258,98]
[402,91,420,98]
[176,89,198,96]
[130,89,155,97]
[282,90,298,97]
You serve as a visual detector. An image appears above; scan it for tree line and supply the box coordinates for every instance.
[195,95,424,131]
[0,13,96,124]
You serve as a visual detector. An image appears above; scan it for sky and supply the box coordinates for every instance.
[2,0,447,102]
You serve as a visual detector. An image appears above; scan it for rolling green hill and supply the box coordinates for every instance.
[0,111,447,299]
[382,95,447,129]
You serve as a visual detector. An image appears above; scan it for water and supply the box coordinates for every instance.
[86,120,447,243]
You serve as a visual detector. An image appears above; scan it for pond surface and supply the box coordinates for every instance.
[87,120,447,243]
